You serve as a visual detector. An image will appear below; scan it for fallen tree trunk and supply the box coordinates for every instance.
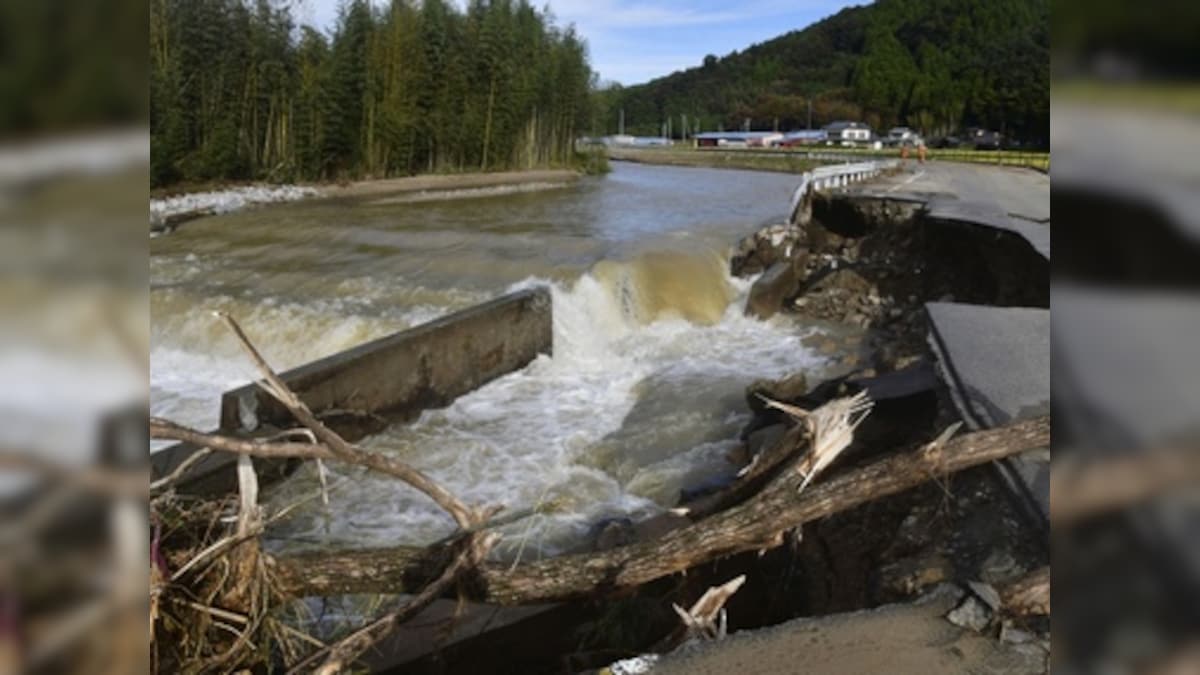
[274,416,1049,604]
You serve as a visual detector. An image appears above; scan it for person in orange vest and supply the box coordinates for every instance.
[917,141,927,164]
[900,143,909,166]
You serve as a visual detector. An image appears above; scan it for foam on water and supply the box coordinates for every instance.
[149,282,483,438]
[264,252,824,559]
[150,184,319,220]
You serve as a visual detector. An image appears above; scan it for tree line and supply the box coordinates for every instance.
[605,0,1049,147]
[150,0,595,187]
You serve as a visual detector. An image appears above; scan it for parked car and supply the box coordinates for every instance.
[884,126,921,147]
[965,128,1002,150]
[931,135,963,149]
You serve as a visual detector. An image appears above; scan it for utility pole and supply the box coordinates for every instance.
[619,108,625,136]
[807,100,813,130]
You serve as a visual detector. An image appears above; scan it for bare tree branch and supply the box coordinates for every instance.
[166,310,485,528]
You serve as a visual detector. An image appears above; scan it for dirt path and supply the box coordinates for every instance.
[652,586,1047,675]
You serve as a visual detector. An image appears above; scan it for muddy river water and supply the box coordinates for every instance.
[150,161,832,559]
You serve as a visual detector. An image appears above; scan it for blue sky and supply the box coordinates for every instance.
[296,0,859,85]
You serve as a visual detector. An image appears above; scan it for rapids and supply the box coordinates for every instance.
[149,162,831,558]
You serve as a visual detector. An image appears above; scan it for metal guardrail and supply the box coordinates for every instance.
[788,159,898,221]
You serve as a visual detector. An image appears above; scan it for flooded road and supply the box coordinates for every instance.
[150,161,829,558]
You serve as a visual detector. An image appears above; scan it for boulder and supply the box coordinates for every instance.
[745,372,809,415]
[745,262,799,320]
[946,595,992,633]
[590,517,635,551]
[807,268,874,296]
[731,224,805,277]
[745,424,787,460]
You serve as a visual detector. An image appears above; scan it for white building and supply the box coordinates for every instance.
[823,121,873,146]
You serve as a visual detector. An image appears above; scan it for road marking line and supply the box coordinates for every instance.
[888,170,925,192]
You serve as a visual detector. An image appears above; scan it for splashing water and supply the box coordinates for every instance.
[265,250,824,559]
[149,162,826,557]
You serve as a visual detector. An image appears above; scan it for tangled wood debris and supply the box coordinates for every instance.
[147,312,1051,672]
[670,575,746,642]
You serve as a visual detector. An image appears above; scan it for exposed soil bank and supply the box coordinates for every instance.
[607,147,819,174]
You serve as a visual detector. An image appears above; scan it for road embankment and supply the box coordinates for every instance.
[607,146,820,174]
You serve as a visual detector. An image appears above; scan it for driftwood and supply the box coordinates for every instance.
[149,313,499,673]
[999,566,1049,616]
[670,575,745,642]
[273,416,1050,604]
[213,311,488,529]
[151,312,1050,672]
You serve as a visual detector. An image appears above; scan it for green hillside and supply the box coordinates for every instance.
[603,0,1048,145]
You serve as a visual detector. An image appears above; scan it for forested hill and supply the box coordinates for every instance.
[150,0,593,187]
[606,0,1048,145]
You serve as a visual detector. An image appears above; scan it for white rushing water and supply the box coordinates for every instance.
[150,162,827,559]
[263,253,824,560]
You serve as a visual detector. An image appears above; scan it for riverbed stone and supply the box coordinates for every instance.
[745,424,788,460]
[745,372,809,414]
[731,224,805,277]
[745,262,799,320]
[877,553,955,598]
[591,517,636,551]
[809,268,873,296]
[946,595,992,633]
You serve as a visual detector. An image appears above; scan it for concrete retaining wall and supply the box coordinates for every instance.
[152,287,553,493]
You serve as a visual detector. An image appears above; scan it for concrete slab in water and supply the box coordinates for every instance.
[151,287,553,494]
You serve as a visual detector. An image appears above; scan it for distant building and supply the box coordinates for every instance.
[604,134,637,147]
[693,131,783,148]
[631,136,672,147]
[602,135,672,147]
[823,121,872,146]
[776,130,828,147]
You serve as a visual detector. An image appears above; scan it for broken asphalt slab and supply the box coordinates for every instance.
[925,302,1050,529]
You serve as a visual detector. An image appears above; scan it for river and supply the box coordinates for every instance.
[150,161,831,559]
